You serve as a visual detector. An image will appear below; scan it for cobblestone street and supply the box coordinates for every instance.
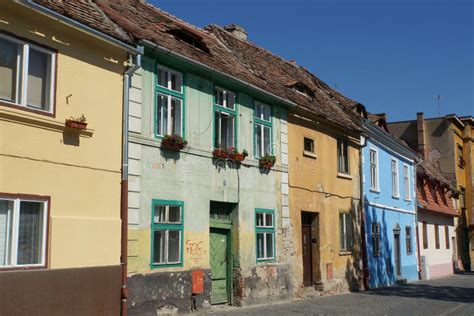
[209,274,474,316]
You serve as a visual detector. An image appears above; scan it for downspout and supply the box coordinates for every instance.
[121,52,142,316]
[414,160,422,280]
[359,134,369,290]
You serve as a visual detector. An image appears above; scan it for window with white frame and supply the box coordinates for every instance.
[403,164,411,200]
[0,34,55,112]
[339,212,353,252]
[369,149,378,190]
[152,201,183,266]
[337,138,349,174]
[256,209,275,261]
[214,87,236,149]
[0,197,48,267]
[156,65,184,137]
[391,159,399,197]
[254,102,272,157]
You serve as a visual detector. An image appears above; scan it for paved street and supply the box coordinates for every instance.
[209,274,474,316]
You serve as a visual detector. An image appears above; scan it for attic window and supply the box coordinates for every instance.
[166,28,210,54]
[288,82,315,99]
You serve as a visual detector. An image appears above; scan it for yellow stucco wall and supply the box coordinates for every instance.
[288,113,361,292]
[0,2,127,268]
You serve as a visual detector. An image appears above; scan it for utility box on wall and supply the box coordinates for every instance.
[192,270,204,294]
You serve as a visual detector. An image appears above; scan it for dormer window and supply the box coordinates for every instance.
[166,28,210,54]
[288,82,315,99]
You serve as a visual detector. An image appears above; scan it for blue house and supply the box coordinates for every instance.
[362,115,418,288]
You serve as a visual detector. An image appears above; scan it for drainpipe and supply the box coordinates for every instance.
[121,52,142,316]
[359,134,369,290]
[413,160,422,280]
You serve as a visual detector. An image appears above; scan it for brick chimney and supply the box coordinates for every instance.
[224,24,247,41]
[417,112,426,159]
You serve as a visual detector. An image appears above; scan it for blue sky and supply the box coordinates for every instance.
[151,0,473,121]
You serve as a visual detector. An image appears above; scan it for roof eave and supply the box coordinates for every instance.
[140,39,297,109]
[16,0,143,55]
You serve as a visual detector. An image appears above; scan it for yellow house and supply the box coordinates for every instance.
[0,1,139,314]
[288,105,363,295]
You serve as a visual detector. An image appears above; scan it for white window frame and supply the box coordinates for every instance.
[152,204,183,266]
[254,101,272,158]
[156,93,183,137]
[215,86,235,110]
[403,164,411,201]
[372,222,381,256]
[340,212,353,252]
[391,158,400,198]
[256,210,275,261]
[369,148,379,191]
[157,65,183,93]
[0,33,56,113]
[0,197,48,268]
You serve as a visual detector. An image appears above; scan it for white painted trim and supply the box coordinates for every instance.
[156,64,183,94]
[369,146,379,191]
[403,163,412,201]
[366,200,416,215]
[391,158,400,198]
[0,197,47,267]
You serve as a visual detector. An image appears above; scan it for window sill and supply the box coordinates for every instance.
[339,251,352,256]
[337,173,352,180]
[150,263,183,269]
[0,106,93,137]
[392,195,400,200]
[370,188,380,194]
[0,264,47,272]
[0,99,54,118]
[303,151,317,159]
[257,258,276,264]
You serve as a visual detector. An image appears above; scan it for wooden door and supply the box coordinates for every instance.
[302,225,313,286]
[210,228,229,304]
[394,233,401,276]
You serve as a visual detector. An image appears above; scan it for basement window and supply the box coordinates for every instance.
[0,33,55,113]
[166,28,211,54]
[372,222,381,256]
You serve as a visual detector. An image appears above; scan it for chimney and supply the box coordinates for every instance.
[224,24,247,41]
[417,112,426,159]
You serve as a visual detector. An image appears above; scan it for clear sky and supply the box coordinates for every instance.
[150,0,473,121]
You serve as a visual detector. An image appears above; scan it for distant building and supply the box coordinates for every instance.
[416,161,458,279]
[361,115,418,288]
[388,113,473,271]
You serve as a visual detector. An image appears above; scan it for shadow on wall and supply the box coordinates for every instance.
[362,277,474,303]
[344,200,364,291]
[365,198,396,288]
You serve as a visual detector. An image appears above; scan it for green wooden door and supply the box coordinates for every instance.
[210,228,229,304]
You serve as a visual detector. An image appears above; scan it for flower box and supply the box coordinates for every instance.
[259,155,276,169]
[161,134,188,151]
[65,119,87,130]
[212,148,229,159]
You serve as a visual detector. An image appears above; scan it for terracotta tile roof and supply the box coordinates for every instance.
[33,0,133,44]
[417,161,458,217]
[34,0,362,131]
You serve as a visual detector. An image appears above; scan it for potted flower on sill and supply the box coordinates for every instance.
[161,134,188,151]
[212,146,229,159]
[259,154,276,169]
[228,147,248,163]
[65,114,87,130]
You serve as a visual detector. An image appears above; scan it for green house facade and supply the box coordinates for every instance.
[126,46,293,313]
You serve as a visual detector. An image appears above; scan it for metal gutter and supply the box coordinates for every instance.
[120,52,142,316]
[16,0,143,55]
[140,39,297,108]
[359,135,369,290]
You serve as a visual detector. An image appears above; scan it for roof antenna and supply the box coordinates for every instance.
[437,94,441,116]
